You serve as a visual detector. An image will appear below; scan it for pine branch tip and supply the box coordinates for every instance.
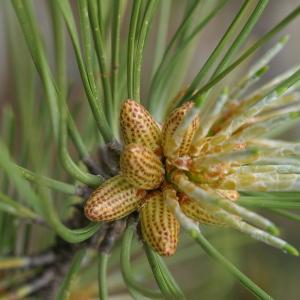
[283,244,299,256]
[267,225,280,236]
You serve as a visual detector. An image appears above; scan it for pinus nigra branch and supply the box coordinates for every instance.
[1,1,300,299]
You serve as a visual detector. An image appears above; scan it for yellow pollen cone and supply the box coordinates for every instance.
[162,101,199,158]
[120,144,165,190]
[120,99,162,155]
[179,193,224,225]
[84,175,146,222]
[140,191,179,256]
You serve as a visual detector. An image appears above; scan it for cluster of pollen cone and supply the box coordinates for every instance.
[85,94,300,256]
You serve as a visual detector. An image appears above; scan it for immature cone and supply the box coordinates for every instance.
[120,144,164,190]
[120,99,162,154]
[84,175,146,222]
[179,193,224,225]
[162,101,199,158]
[140,191,179,256]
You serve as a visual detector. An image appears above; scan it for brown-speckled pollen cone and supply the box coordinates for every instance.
[84,175,146,222]
[140,191,179,256]
[120,99,162,155]
[120,143,165,190]
[178,193,224,225]
[162,101,199,158]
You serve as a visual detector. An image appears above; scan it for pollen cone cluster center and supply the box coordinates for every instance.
[85,98,299,257]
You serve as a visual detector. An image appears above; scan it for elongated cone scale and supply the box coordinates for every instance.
[84,175,146,222]
[120,144,164,190]
[178,193,224,225]
[140,191,179,256]
[120,99,162,155]
[162,101,199,158]
[215,189,240,201]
